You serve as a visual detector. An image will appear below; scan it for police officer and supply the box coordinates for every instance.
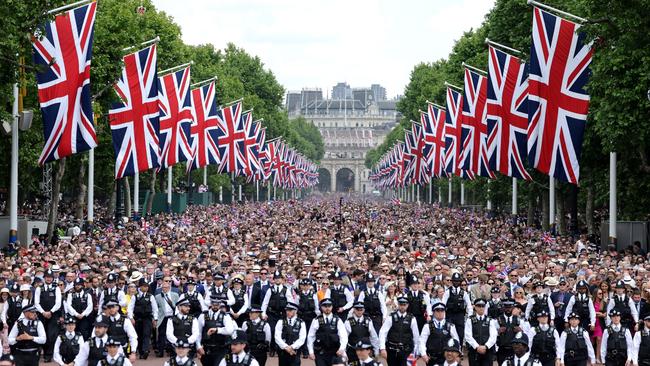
[601,309,633,366]
[230,277,249,327]
[103,337,133,366]
[274,301,306,366]
[607,281,638,331]
[179,278,207,318]
[208,273,236,307]
[74,320,111,366]
[443,272,472,344]
[441,338,463,366]
[357,273,387,333]
[527,310,560,366]
[632,315,650,366]
[218,330,260,366]
[496,299,526,366]
[419,303,459,366]
[349,338,381,366]
[98,300,138,363]
[564,281,595,331]
[34,268,62,362]
[7,304,46,366]
[0,355,14,366]
[65,278,94,341]
[330,271,354,320]
[164,340,197,366]
[307,298,348,366]
[2,283,22,335]
[405,275,431,330]
[53,316,84,366]
[465,298,498,366]
[558,312,596,366]
[99,273,127,311]
[241,307,271,366]
[197,297,235,366]
[487,286,504,319]
[297,278,318,357]
[501,332,542,366]
[261,270,294,352]
[344,302,379,363]
[132,278,158,359]
[525,282,555,327]
[378,296,420,366]
[166,298,200,357]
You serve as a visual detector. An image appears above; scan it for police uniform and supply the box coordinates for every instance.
[166,298,200,356]
[406,275,432,330]
[74,324,111,366]
[206,274,236,307]
[100,338,133,366]
[179,279,208,318]
[297,279,319,357]
[356,273,387,332]
[632,316,650,366]
[329,271,354,320]
[164,340,198,366]
[53,317,84,366]
[274,302,306,366]
[527,311,560,366]
[230,278,250,327]
[344,302,380,363]
[96,301,138,357]
[348,338,381,366]
[500,332,543,366]
[3,284,23,336]
[65,278,94,340]
[487,287,504,319]
[241,307,271,366]
[606,281,639,330]
[35,270,63,362]
[197,299,235,366]
[496,300,526,366]
[420,303,460,366]
[563,282,596,331]
[132,279,158,359]
[7,305,47,366]
[600,310,633,366]
[558,313,596,366]
[98,273,127,311]
[261,271,295,352]
[307,298,348,366]
[442,273,472,344]
[217,330,261,366]
[465,299,498,366]
[378,296,420,366]
[524,284,555,327]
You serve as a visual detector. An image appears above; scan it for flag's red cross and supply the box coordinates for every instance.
[159,69,192,167]
[190,83,219,169]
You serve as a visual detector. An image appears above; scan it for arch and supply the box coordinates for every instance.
[317,168,332,192]
[335,167,355,192]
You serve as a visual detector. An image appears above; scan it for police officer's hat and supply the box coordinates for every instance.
[490,286,501,294]
[273,271,283,279]
[474,298,487,306]
[214,273,226,281]
[502,299,515,307]
[511,332,529,346]
[433,303,446,311]
[352,301,365,309]
[44,269,54,278]
[365,273,376,282]
[443,338,461,353]
[410,275,419,284]
[105,338,121,347]
[285,302,299,311]
[644,315,650,321]
[397,296,409,305]
[74,278,84,286]
[186,278,196,285]
[331,271,343,280]
[536,310,549,318]
[22,304,37,313]
[299,278,312,286]
[106,273,118,282]
[534,281,544,288]
[231,277,243,285]
[249,306,262,313]
[615,280,625,289]
[209,295,223,305]
[354,338,373,350]
[319,298,333,307]
[63,316,77,324]
[228,330,248,345]
[609,309,622,317]
[94,320,109,328]
[567,312,581,320]
[176,298,190,307]
[576,280,589,289]
[175,340,192,348]
[451,273,463,282]
[138,278,149,287]
[105,300,120,308]
[9,283,19,292]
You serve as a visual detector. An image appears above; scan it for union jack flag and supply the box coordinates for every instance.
[428,103,447,178]
[240,116,263,177]
[404,122,429,185]
[486,46,532,180]
[215,101,245,174]
[420,110,436,176]
[188,81,220,171]
[109,44,160,179]
[527,7,592,184]
[460,68,495,179]
[158,66,192,168]
[252,124,269,181]
[272,140,285,187]
[32,2,98,165]
[445,87,474,180]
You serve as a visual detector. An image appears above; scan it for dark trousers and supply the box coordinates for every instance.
[278,349,301,366]
[565,360,588,366]
[77,316,92,340]
[427,352,445,366]
[41,315,60,358]
[266,313,279,351]
[447,313,465,344]
[555,318,566,334]
[347,346,359,363]
[250,349,268,366]
[605,355,628,366]
[235,313,249,328]
[497,347,514,366]
[386,348,410,366]
[201,348,227,366]
[135,317,153,355]
[156,317,171,355]
[414,314,427,330]
[540,359,556,366]
[369,315,383,336]
[469,349,494,366]
[13,350,40,366]
[315,351,338,366]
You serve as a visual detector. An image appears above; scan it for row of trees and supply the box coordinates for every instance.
[366,0,650,232]
[0,0,324,221]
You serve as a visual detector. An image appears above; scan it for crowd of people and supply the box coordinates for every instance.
[0,196,648,366]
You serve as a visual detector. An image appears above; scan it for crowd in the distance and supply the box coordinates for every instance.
[0,196,648,366]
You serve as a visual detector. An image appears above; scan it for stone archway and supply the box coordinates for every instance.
[336,168,355,192]
[317,168,332,192]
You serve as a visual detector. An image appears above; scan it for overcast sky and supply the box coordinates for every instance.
[152,0,496,99]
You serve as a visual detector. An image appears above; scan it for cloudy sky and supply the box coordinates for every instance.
[152,0,495,99]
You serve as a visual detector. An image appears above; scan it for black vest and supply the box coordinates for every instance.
[14,320,40,350]
[363,290,382,317]
[173,315,194,341]
[386,312,414,350]
[281,318,303,345]
[71,291,89,315]
[531,294,550,316]
[564,328,588,362]
[407,291,426,317]
[39,285,57,312]
[425,320,453,355]
[101,355,125,366]
[613,296,633,322]
[102,315,128,346]
[224,353,253,366]
[470,316,492,346]
[331,286,347,309]
[6,297,22,327]
[232,290,246,313]
[447,288,466,314]
[497,315,521,348]
[168,356,197,366]
[350,361,382,366]
[59,333,82,363]
[314,315,340,353]
[605,326,627,358]
[103,288,119,307]
[488,300,503,319]
[531,326,556,361]
[348,317,371,348]
[245,320,268,350]
[298,291,316,319]
[268,287,288,316]
[573,296,590,321]
[638,330,650,362]
[201,311,227,350]
[133,293,154,318]
[88,338,108,366]
[184,292,203,317]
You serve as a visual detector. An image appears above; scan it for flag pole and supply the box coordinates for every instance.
[527,0,588,23]
[549,176,556,230]
[448,178,452,207]
[8,82,19,243]
[121,36,160,52]
[512,177,518,215]
[203,167,207,186]
[87,148,94,224]
[167,167,172,212]
[438,181,442,203]
[158,61,193,77]
[190,76,218,89]
[461,181,465,206]
[485,38,524,55]
[47,0,93,14]
[444,82,463,91]
[425,100,446,110]
[609,152,617,244]
[133,173,139,216]
[487,180,492,211]
[429,180,432,204]
[219,185,223,203]
[462,62,488,75]
[256,181,259,202]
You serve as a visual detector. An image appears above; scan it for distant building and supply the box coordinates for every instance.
[285,91,301,113]
[352,88,375,107]
[332,82,352,100]
[370,84,387,101]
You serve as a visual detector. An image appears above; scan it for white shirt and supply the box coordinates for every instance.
[606,295,639,325]
[501,352,543,366]
[557,327,596,363]
[420,318,460,353]
[217,350,260,366]
[464,314,498,350]
[632,329,649,365]
[34,283,62,314]
[8,318,47,347]
[563,294,596,326]
[525,293,556,320]
[74,334,125,366]
[526,324,560,352]
[378,311,420,355]
[344,315,380,354]
[442,287,473,317]
[306,313,348,354]
[97,287,127,309]
[166,313,200,345]
[274,315,306,350]
[206,285,235,307]
[357,288,389,318]
[261,285,296,317]
[241,318,272,344]
[91,313,138,352]
[100,353,133,366]
[53,331,85,365]
[197,310,235,349]
[230,288,249,316]
[600,324,633,362]
[65,291,94,318]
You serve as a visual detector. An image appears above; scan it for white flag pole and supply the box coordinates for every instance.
[448,179,452,206]
[9,82,19,243]
[512,177,518,215]
[203,167,207,186]
[609,152,617,244]
[167,167,172,211]
[429,180,432,204]
[460,182,465,206]
[133,173,139,215]
[87,148,94,223]
[549,176,556,229]
[487,180,492,210]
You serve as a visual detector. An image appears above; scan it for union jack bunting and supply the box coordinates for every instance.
[460,68,495,179]
[527,7,592,184]
[215,101,245,174]
[427,103,447,178]
[420,110,436,176]
[188,81,220,171]
[32,2,98,165]
[404,122,429,185]
[401,135,415,186]
[241,118,264,177]
[109,44,160,179]
[272,140,285,187]
[445,87,474,180]
[252,125,269,181]
[158,66,192,168]
[486,46,532,180]
[266,139,280,185]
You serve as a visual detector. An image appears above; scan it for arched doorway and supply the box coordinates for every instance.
[336,168,355,192]
[317,168,331,192]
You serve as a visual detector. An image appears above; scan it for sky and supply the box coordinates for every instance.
[151,0,496,100]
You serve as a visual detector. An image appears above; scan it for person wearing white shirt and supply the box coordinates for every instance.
[65,278,94,340]
[500,332,543,366]
[97,273,127,311]
[357,273,388,332]
[178,279,207,318]
[465,299,498,366]
[606,281,639,329]
[206,274,235,307]
[632,316,650,366]
[525,282,556,327]
[53,317,84,366]
[34,269,63,362]
[8,305,46,366]
[217,330,260,366]
[241,307,271,366]
[166,299,200,350]
[164,340,198,366]
[131,280,158,359]
[329,272,354,320]
[406,275,433,330]
[196,298,235,366]
[229,277,249,327]
[527,310,560,366]
[274,302,306,366]
[350,337,382,366]
[102,338,133,366]
[497,300,530,366]
[563,281,596,331]
[441,338,463,366]
[93,301,138,364]
[443,273,473,345]
[600,310,633,366]
[379,296,420,366]
[420,302,460,366]
[262,270,295,353]
[74,321,121,366]
[307,298,348,364]
[344,302,380,363]
[557,312,596,366]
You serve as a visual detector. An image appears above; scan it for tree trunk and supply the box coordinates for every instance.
[527,188,536,227]
[541,191,549,231]
[557,190,566,235]
[108,181,116,217]
[146,170,156,216]
[586,185,595,235]
[123,177,131,218]
[75,155,87,220]
[46,158,66,240]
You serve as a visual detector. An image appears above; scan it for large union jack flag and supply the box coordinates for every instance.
[527,7,592,184]
[188,81,221,171]
[32,2,98,165]
[486,46,532,180]
[215,101,245,174]
[158,66,192,169]
[109,44,160,179]
[404,123,429,185]
[445,87,475,180]
[428,103,447,178]
[460,68,495,179]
